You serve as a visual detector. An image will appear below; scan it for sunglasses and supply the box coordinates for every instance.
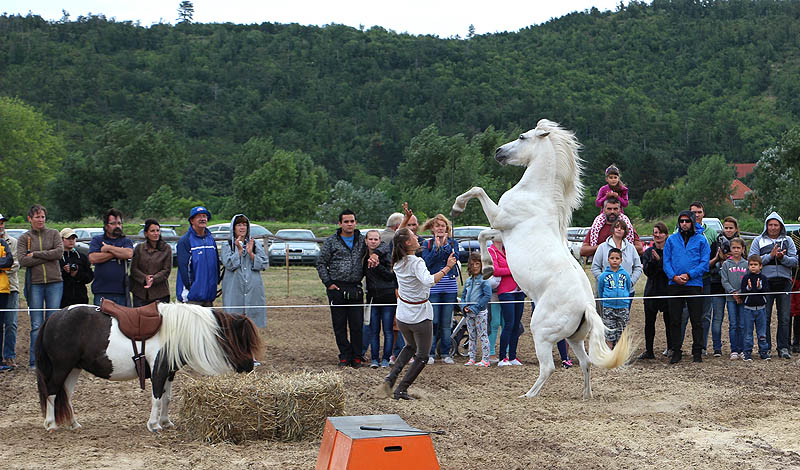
[679,219,692,224]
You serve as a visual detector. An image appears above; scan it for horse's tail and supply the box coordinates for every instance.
[35,315,72,426]
[584,303,634,369]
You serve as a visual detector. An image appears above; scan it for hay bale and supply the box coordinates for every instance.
[179,371,345,444]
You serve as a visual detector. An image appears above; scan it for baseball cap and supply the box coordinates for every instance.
[60,228,78,239]
[0,214,8,222]
[188,206,211,221]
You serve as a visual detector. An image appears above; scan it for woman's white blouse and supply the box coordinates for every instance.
[393,255,436,324]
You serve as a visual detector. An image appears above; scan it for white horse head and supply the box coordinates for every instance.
[495,119,584,238]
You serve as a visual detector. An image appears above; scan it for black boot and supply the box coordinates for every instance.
[669,350,682,364]
[393,356,427,400]
[379,363,404,398]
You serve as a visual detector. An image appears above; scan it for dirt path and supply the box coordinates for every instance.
[2,297,799,469]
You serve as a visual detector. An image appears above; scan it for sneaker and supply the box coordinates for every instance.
[759,351,771,361]
[488,355,500,363]
[779,348,791,359]
[3,359,16,368]
[669,350,682,364]
[638,351,655,360]
[380,359,389,368]
[792,344,800,354]
[427,357,434,365]
[693,354,703,363]
[509,359,523,366]
[498,358,512,367]
[0,365,11,372]
[662,348,670,356]
[729,352,739,360]
[370,360,379,369]
[743,352,753,361]
[351,358,362,369]
[702,349,708,356]
[338,359,349,368]
[561,359,573,369]
[409,357,415,364]
[464,359,476,366]
[253,360,262,367]
[713,350,722,358]
[476,359,490,367]
[443,356,455,365]
[388,355,396,365]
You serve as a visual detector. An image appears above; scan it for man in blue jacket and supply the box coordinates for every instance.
[663,210,710,364]
[176,206,219,307]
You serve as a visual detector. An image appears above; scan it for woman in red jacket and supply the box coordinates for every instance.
[488,239,525,367]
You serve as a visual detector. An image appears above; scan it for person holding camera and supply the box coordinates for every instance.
[59,228,94,307]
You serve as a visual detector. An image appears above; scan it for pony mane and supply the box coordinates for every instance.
[210,309,263,366]
[535,119,584,238]
[157,303,233,375]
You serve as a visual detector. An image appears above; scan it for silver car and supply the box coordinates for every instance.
[268,229,320,265]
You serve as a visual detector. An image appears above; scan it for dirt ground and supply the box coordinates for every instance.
[2,295,800,469]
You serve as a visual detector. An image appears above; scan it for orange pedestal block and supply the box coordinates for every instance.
[316,414,440,470]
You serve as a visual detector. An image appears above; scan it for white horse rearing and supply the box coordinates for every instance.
[451,119,633,399]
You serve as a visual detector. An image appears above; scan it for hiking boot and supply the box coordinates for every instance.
[669,350,683,364]
[638,351,655,360]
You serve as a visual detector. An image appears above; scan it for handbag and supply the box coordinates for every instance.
[363,299,371,326]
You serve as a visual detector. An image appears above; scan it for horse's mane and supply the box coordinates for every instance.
[536,119,584,238]
[157,303,233,375]
[210,309,263,366]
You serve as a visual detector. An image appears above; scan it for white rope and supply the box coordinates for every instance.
[5,289,799,312]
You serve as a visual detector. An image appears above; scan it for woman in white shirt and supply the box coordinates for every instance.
[379,227,456,400]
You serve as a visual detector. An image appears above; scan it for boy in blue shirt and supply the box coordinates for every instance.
[740,254,771,361]
[597,248,632,348]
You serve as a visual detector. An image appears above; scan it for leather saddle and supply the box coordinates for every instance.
[100,298,163,390]
[100,298,162,341]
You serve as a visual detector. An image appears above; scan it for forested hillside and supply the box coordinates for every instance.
[2,0,799,223]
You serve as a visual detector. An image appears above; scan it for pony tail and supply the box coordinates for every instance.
[391,228,414,266]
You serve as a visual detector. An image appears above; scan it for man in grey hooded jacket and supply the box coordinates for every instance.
[748,212,798,359]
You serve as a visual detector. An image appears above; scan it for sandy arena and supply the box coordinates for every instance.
[1,294,800,469]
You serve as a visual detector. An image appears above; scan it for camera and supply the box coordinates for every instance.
[69,263,78,271]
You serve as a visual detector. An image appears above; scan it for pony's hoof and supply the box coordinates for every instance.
[44,420,57,432]
[159,420,175,429]
[481,266,495,280]
[67,421,82,430]
[147,422,163,433]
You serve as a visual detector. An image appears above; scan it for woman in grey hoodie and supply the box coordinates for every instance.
[221,214,268,329]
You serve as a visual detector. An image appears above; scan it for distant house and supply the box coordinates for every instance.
[733,163,755,179]
[730,179,752,208]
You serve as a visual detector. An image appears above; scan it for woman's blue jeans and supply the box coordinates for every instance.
[429,292,457,357]
[488,301,502,356]
[498,292,525,361]
[369,304,395,362]
[28,282,63,368]
[726,300,744,354]
[709,295,727,352]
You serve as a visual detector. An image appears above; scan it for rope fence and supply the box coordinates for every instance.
[4,289,799,312]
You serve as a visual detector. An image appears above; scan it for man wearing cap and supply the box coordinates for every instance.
[176,206,219,307]
[59,228,93,307]
[89,208,134,306]
[0,213,17,369]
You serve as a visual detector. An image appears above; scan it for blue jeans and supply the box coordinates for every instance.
[764,277,791,352]
[1,291,18,361]
[393,330,405,357]
[700,280,712,350]
[726,300,744,354]
[28,282,64,368]
[709,293,727,352]
[488,301,502,356]
[429,292,457,357]
[742,306,768,354]
[369,304,395,362]
[93,293,129,307]
[498,292,525,361]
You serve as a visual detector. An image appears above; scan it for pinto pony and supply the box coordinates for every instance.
[35,303,262,431]
[451,119,634,398]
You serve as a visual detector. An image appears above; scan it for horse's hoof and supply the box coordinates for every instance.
[450,208,462,218]
[44,420,57,432]
[481,266,495,280]
[147,422,163,433]
[159,420,175,429]
[67,421,82,430]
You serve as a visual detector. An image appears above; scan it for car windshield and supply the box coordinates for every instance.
[276,230,315,240]
[250,225,272,237]
[453,228,485,238]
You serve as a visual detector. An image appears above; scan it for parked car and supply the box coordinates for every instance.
[452,226,491,263]
[567,227,590,260]
[268,229,320,265]
[702,217,723,234]
[73,228,105,256]
[4,228,27,240]
[208,222,273,254]
[136,226,179,267]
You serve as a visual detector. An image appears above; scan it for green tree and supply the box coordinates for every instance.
[640,187,676,219]
[672,154,734,217]
[750,126,800,218]
[314,180,394,225]
[177,1,194,24]
[232,138,327,220]
[0,97,66,216]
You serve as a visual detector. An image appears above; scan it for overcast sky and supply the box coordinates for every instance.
[3,1,639,37]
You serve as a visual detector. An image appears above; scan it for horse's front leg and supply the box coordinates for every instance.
[451,187,500,225]
[158,372,177,429]
[478,229,501,279]
[147,353,170,432]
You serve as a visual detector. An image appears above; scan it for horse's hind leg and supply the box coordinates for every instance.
[158,373,176,429]
[63,368,82,430]
[567,338,592,399]
[521,339,556,398]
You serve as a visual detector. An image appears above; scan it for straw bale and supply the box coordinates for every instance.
[179,371,345,444]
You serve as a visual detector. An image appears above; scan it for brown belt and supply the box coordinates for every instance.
[396,289,429,305]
